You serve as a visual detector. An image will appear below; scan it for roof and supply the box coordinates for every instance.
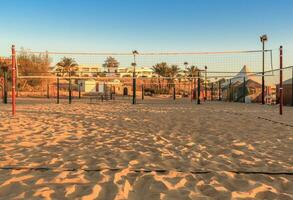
[222,65,261,88]
[232,65,261,84]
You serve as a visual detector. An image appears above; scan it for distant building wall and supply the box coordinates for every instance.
[276,84,293,106]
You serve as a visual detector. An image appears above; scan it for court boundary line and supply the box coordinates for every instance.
[0,166,292,175]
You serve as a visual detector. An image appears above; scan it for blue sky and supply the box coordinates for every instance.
[0,0,292,66]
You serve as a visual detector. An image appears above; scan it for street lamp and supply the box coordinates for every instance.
[184,62,188,70]
[132,50,139,72]
[260,34,268,104]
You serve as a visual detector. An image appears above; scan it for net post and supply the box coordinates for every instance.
[243,77,246,103]
[132,74,136,104]
[3,66,8,104]
[262,41,265,105]
[47,82,50,99]
[69,73,72,104]
[132,51,138,105]
[141,84,144,100]
[57,77,60,104]
[173,84,176,100]
[78,82,81,99]
[190,80,192,102]
[218,81,221,101]
[211,82,214,101]
[11,45,16,115]
[197,72,201,105]
[110,86,113,100]
[204,66,207,101]
[229,79,232,102]
[279,46,283,115]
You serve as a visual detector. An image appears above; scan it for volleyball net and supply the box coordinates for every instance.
[2,46,292,112]
[13,48,275,100]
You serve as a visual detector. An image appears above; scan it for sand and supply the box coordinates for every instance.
[0,97,292,199]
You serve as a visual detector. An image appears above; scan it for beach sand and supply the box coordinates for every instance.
[0,98,292,199]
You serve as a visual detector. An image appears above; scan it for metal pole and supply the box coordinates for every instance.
[110,86,113,100]
[262,41,265,104]
[3,68,8,104]
[243,77,246,103]
[57,77,60,104]
[47,83,50,98]
[133,75,136,104]
[173,84,176,100]
[132,52,137,105]
[78,82,81,99]
[69,71,72,104]
[197,72,201,104]
[190,80,193,102]
[231,81,234,102]
[229,79,232,102]
[218,81,221,101]
[194,77,196,100]
[204,66,207,101]
[142,84,144,100]
[211,82,214,101]
[11,45,16,115]
[279,46,283,115]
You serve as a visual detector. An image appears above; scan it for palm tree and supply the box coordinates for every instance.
[167,65,180,88]
[103,57,119,73]
[186,65,200,78]
[152,62,169,89]
[56,57,78,77]
[0,60,9,76]
[186,66,201,99]
[168,65,180,78]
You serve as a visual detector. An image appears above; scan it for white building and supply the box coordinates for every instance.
[51,64,103,77]
[118,67,154,78]
[78,79,96,92]
[76,64,102,77]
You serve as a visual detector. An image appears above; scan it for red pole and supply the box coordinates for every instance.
[279,46,283,115]
[12,45,16,115]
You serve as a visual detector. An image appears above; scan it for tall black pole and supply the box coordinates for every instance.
[69,72,72,104]
[173,84,176,100]
[218,81,221,101]
[57,77,60,104]
[229,79,232,102]
[211,82,214,101]
[78,82,81,99]
[3,68,8,104]
[197,72,201,104]
[133,73,136,104]
[204,66,207,101]
[262,40,265,104]
[142,84,144,100]
[47,82,50,99]
[243,77,246,103]
[132,51,138,105]
[193,78,196,102]
[280,46,283,115]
